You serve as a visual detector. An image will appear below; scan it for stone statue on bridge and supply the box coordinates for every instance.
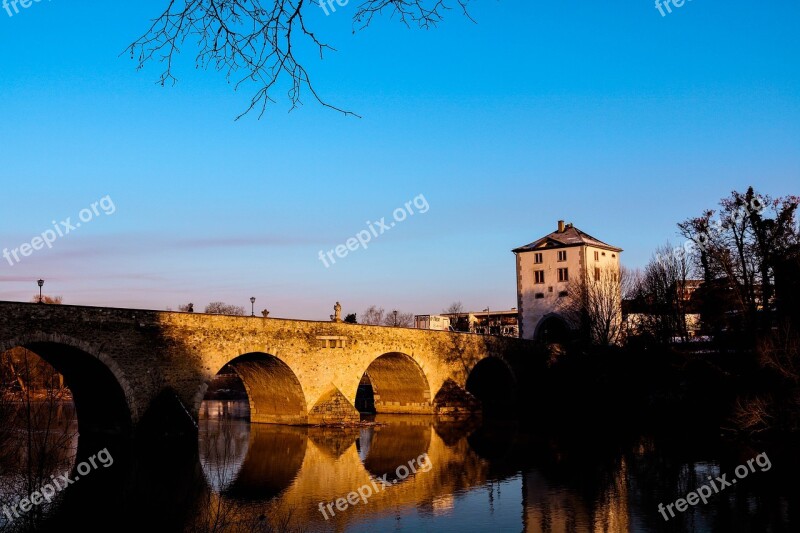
[330,301,342,322]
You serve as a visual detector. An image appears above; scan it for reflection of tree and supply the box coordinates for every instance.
[192,403,305,532]
[522,430,634,533]
[0,348,76,532]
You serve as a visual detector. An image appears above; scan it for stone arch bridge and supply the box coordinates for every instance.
[0,302,533,437]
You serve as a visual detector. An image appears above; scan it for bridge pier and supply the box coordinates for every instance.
[433,379,482,417]
[308,387,360,425]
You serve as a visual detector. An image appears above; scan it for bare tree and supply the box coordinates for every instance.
[360,305,413,326]
[678,187,800,336]
[621,266,641,301]
[127,0,473,118]
[0,348,76,531]
[204,302,246,315]
[627,244,692,344]
[443,301,464,315]
[383,309,414,327]
[562,265,625,346]
[360,305,385,325]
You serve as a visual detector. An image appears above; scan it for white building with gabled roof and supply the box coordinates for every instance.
[512,220,623,341]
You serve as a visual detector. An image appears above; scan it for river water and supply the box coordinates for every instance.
[195,401,798,532]
[1,399,798,532]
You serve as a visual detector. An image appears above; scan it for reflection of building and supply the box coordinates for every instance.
[523,459,630,533]
[442,310,519,337]
[513,220,622,341]
[431,494,455,515]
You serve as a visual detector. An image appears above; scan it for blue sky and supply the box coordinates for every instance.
[1,1,798,319]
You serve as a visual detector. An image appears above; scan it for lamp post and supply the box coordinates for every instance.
[250,297,256,317]
[37,279,44,303]
[393,310,398,327]
[483,307,490,335]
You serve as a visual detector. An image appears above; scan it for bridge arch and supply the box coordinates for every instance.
[0,333,135,435]
[198,352,308,425]
[355,352,433,415]
[534,313,572,343]
[466,356,517,417]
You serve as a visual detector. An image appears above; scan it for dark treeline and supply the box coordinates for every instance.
[525,186,800,439]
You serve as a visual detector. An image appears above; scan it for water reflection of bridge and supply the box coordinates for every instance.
[198,409,630,532]
[198,413,489,529]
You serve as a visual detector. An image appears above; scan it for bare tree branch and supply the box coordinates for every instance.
[127,0,473,118]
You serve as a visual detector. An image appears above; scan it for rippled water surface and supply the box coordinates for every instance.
[2,400,798,532]
[195,401,799,532]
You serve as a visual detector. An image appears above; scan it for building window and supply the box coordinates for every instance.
[558,268,569,282]
[557,250,567,262]
[548,286,553,292]
[594,251,599,261]
[534,270,545,284]
[594,267,601,281]
[535,293,544,299]
[558,290,569,297]
[534,252,543,264]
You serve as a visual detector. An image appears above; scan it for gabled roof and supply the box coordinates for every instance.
[512,224,623,253]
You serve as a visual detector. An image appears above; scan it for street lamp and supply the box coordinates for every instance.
[250,297,256,317]
[37,279,44,303]
[483,307,490,335]
[393,310,398,326]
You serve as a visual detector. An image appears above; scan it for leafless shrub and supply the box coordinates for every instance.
[729,396,774,436]
[205,302,246,316]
